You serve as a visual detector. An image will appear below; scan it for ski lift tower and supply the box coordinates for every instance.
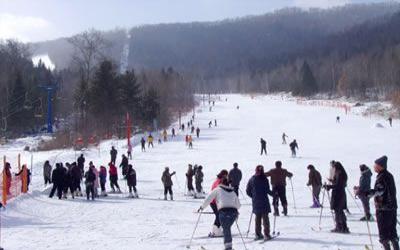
[39,84,57,133]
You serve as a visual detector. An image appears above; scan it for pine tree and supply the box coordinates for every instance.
[118,70,141,119]
[141,88,160,127]
[293,61,318,96]
[9,72,28,128]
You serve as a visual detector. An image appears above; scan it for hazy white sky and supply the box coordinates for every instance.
[0,0,392,42]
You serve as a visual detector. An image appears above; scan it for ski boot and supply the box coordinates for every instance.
[254,235,263,241]
[164,195,168,200]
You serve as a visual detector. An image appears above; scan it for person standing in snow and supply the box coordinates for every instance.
[336,116,341,123]
[282,133,288,145]
[90,162,100,197]
[119,154,129,178]
[228,163,242,197]
[77,154,85,175]
[110,146,118,164]
[289,139,299,157]
[43,160,52,186]
[163,129,168,141]
[62,163,71,199]
[191,126,195,134]
[181,124,185,131]
[388,117,393,127]
[324,161,350,234]
[140,137,146,152]
[208,121,212,128]
[161,167,176,200]
[84,165,96,201]
[99,165,108,196]
[208,170,229,237]
[195,165,204,197]
[126,164,138,198]
[246,165,273,241]
[186,164,195,195]
[127,144,132,160]
[171,128,176,137]
[307,165,322,208]
[71,162,82,196]
[265,161,293,216]
[49,163,65,199]
[214,119,217,127]
[368,156,398,250]
[354,164,372,221]
[196,127,200,138]
[199,177,241,250]
[188,135,193,149]
[148,134,154,148]
[109,162,121,193]
[260,138,267,155]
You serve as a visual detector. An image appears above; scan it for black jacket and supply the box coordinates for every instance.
[372,170,397,211]
[126,168,137,187]
[52,166,66,185]
[246,174,273,214]
[327,169,347,210]
[229,168,242,187]
[359,169,372,194]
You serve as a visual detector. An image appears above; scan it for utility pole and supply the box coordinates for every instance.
[39,85,57,133]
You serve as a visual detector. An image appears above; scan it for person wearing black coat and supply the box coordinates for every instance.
[49,163,66,199]
[369,156,398,250]
[228,163,242,196]
[110,146,118,164]
[77,154,85,175]
[289,140,299,157]
[126,164,138,198]
[120,154,129,178]
[70,162,82,196]
[84,167,96,201]
[62,163,73,199]
[324,161,349,234]
[260,138,267,155]
[186,164,195,195]
[246,165,273,241]
[354,164,372,221]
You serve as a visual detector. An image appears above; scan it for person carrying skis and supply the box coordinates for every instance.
[208,170,229,237]
[353,164,372,221]
[140,137,146,152]
[84,165,96,201]
[99,165,108,196]
[388,117,393,127]
[247,165,273,241]
[368,156,398,250]
[323,161,350,234]
[77,154,85,175]
[195,165,204,197]
[186,164,195,196]
[307,165,322,208]
[265,161,293,216]
[109,162,121,193]
[196,127,200,138]
[163,129,168,141]
[161,167,176,200]
[199,177,241,250]
[289,139,299,157]
[119,154,129,178]
[282,133,288,145]
[260,138,267,155]
[110,146,118,164]
[188,135,193,149]
[148,134,154,148]
[126,164,138,198]
[49,163,65,199]
[228,162,242,197]
[43,160,52,186]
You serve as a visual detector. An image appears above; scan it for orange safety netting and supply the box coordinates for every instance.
[0,156,28,206]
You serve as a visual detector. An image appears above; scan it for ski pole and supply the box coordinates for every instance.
[324,188,336,225]
[272,214,277,235]
[187,211,202,249]
[239,187,248,204]
[366,219,374,250]
[346,187,362,213]
[289,178,297,214]
[235,219,248,250]
[318,188,327,230]
[246,213,253,237]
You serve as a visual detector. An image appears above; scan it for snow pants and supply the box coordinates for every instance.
[49,183,63,199]
[255,212,270,237]
[377,210,398,244]
[219,208,238,250]
[334,209,348,231]
[272,185,287,215]
[359,193,371,218]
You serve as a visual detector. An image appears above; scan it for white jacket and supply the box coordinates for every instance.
[201,185,241,211]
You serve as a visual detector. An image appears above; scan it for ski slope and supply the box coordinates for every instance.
[1,94,399,250]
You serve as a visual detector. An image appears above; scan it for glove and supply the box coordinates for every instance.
[197,206,203,213]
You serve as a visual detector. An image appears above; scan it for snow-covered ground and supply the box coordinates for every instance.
[1,94,399,250]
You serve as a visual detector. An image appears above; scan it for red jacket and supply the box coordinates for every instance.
[109,164,118,176]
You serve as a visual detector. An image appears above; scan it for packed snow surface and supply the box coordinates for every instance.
[1,94,399,250]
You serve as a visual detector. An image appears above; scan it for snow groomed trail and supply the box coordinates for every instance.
[1,94,399,250]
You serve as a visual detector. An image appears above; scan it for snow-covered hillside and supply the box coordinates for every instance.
[1,94,399,250]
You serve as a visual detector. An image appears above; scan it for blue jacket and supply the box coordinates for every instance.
[359,169,372,194]
[246,175,273,214]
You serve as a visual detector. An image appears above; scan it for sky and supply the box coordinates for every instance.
[0,0,395,42]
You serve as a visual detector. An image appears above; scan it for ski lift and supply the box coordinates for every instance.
[34,98,44,118]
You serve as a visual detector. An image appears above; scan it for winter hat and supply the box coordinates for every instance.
[307,165,314,170]
[375,156,388,169]
[359,164,368,171]
[233,163,238,168]
[275,161,282,168]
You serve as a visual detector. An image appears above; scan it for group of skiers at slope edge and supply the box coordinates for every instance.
[196,156,398,250]
[44,146,138,201]
[260,133,299,157]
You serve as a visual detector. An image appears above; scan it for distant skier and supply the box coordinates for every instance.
[195,165,204,198]
[119,154,129,178]
[198,177,240,250]
[282,133,288,145]
[99,165,108,196]
[209,121,212,128]
[188,135,193,149]
[214,119,217,127]
[260,138,267,155]
[186,164,195,195]
[191,126,195,134]
[49,163,65,199]
[388,117,393,127]
[208,170,229,237]
[163,129,168,141]
[110,146,118,164]
[336,116,340,123]
[43,160,52,186]
[353,164,372,221]
[324,161,349,234]
[228,162,242,196]
[140,137,146,152]
[77,154,85,174]
[161,167,176,200]
[126,164,138,198]
[289,139,299,157]
[307,165,322,208]
[265,161,293,216]
[196,127,200,138]
[148,134,154,148]
[246,165,273,241]
[181,124,185,131]
[171,128,176,137]
[84,165,96,201]
[108,162,121,193]
[71,162,82,196]
[127,144,132,160]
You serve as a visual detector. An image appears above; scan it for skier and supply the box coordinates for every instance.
[71,162,82,196]
[195,165,204,198]
[119,154,129,178]
[43,160,52,186]
[353,164,373,221]
[209,121,212,128]
[388,117,393,127]
[196,127,200,138]
[90,162,100,197]
[181,124,185,131]
[191,126,195,134]
[186,164,195,196]
[99,165,108,196]
[126,164,138,198]
[214,119,217,127]
[108,162,121,193]
[171,128,176,137]
[148,134,154,148]
[328,160,351,215]
[307,165,322,208]
[228,162,242,196]
[161,167,176,200]
[163,129,168,141]
[62,163,71,199]
[77,154,85,174]
[15,165,31,191]
[260,138,267,155]
[246,165,273,241]
[289,139,299,157]
[110,146,118,164]
[324,161,350,234]
[265,161,293,216]
[209,170,229,237]
[140,137,146,152]
[84,165,96,201]
[282,133,288,145]
[188,135,193,149]
[336,116,340,123]
[127,144,132,160]
[198,177,241,250]
[49,163,65,199]
[369,156,398,250]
